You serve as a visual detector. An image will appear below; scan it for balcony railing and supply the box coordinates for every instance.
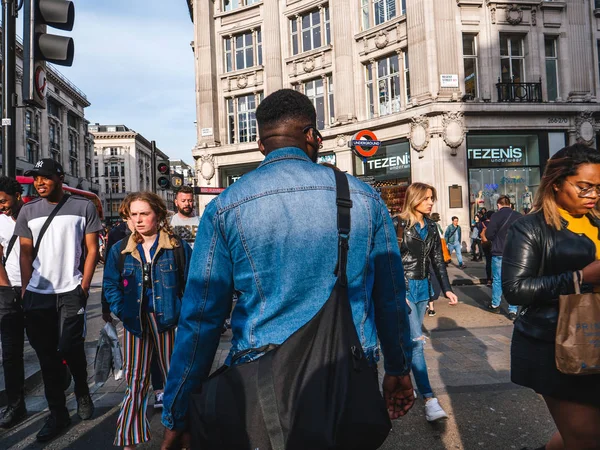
[496,78,542,103]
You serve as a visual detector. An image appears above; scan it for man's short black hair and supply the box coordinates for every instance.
[256,89,317,129]
[175,185,194,197]
[0,176,23,197]
[452,216,458,221]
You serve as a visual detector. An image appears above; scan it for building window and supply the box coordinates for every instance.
[462,34,479,99]
[299,76,334,130]
[223,0,260,12]
[500,34,525,83]
[122,179,126,193]
[545,37,559,101]
[365,54,403,118]
[94,163,98,178]
[70,159,78,177]
[290,6,331,56]
[226,93,263,144]
[48,100,60,118]
[26,142,38,164]
[403,51,411,104]
[361,0,397,30]
[224,30,262,72]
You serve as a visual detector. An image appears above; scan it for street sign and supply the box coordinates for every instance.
[171,174,183,189]
[193,187,226,195]
[35,66,48,100]
[350,129,381,158]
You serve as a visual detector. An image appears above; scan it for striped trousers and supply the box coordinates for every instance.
[114,313,176,446]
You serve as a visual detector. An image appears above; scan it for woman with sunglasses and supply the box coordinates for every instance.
[103,192,191,449]
[502,144,600,449]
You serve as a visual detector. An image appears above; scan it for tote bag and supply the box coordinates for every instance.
[555,273,600,375]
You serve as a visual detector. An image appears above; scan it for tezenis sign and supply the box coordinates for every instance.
[468,146,523,165]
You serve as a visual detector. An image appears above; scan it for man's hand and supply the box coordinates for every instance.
[445,291,458,305]
[81,282,90,298]
[102,312,113,323]
[382,373,415,419]
[161,428,191,450]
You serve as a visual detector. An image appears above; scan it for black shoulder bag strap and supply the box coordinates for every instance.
[2,235,18,266]
[256,170,353,450]
[33,194,70,260]
[333,170,352,285]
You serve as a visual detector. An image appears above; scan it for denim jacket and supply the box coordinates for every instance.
[162,147,412,431]
[103,231,192,337]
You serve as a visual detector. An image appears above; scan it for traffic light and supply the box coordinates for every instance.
[23,0,76,108]
[157,161,171,190]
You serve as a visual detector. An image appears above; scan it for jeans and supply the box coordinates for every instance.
[491,256,517,314]
[447,242,463,266]
[407,299,433,399]
[471,239,483,259]
[24,286,90,416]
[0,286,24,406]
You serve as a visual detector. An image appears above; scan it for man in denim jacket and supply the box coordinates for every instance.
[161,89,414,447]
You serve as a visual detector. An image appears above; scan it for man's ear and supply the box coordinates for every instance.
[258,139,266,155]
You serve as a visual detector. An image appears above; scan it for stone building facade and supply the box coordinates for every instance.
[88,124,173,223]
[186,0,600,226]
[5,63,96,193]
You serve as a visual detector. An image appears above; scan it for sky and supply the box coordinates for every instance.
[19,0,197,163]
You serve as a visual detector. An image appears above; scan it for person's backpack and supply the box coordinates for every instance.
[116,235,187,297]
[188,170,392,450]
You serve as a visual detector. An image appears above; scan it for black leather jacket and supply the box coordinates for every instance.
[394,217,452,296]
[502,211,598,342]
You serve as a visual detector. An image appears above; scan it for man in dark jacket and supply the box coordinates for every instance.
[485,195,521,319]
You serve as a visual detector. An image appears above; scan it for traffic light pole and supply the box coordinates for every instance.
[151,140,157,193]
[2,0,17,177]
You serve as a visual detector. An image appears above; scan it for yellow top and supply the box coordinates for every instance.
[559,208,600,260]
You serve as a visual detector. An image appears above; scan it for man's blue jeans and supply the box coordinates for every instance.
[447,242,463,266]
[491,256,518,314]
[407,299,433,399]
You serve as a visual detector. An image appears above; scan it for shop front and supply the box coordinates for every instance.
[353,139,411,215]
[467,132,552,219]
[219,162,262,187]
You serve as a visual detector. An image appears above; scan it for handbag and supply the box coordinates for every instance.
[440,238,451,263]
[555,272,600,375]
[188,170,392,450]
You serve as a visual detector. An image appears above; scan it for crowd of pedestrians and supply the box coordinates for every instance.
[0,89,598,449]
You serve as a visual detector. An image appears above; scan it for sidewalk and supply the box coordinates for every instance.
[1,264,557,449]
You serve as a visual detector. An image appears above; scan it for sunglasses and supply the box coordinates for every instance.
[302,125,323,148]
[142,263,151,286]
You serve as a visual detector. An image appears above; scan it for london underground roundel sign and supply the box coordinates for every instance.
[351,129,381,158]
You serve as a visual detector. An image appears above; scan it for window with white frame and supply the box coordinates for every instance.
[226,93,263,144]
[403,51,411,104]
[223,0,260,12]
[462,34,479,98]
[545,37,559,101]
[361,0,397,30]
[290,6,330,56]
[500,34,525,83]
[224,30,262,72]
[365,54,403,118]
[299,76,335,129]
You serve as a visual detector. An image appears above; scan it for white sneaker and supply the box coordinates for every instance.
[154,391,164,409]
[424,398,448,422]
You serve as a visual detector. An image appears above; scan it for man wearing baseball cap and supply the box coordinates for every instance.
[15,158,103,442]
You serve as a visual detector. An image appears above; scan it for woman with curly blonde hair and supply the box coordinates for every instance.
[103,192,192,449]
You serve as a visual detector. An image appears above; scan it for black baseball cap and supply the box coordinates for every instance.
[24,158,64,178]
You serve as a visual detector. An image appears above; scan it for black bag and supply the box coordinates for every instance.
[189,170,392,450]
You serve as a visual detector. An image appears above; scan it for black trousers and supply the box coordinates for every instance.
[24,286,89,416]
[0,286,24,406]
